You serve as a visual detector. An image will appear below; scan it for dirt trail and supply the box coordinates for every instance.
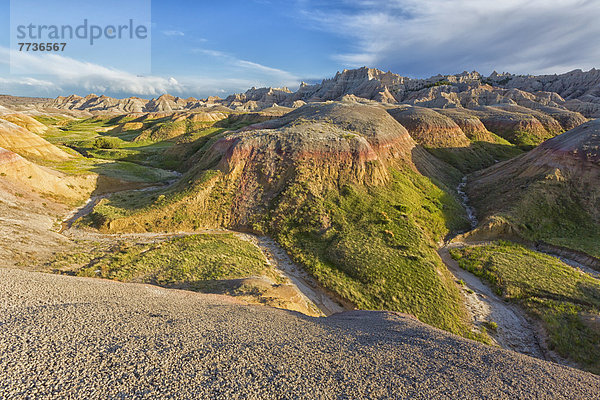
[60,195,106,233]
[60,190,347,317]
[439,245,544,358]
[441,176,545,358]
[236,233,347,316]
[445,176,600,362]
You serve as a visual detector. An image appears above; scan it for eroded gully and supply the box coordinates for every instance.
[441,176,546,359]
[59,183,346,317]
[443,176,598,363]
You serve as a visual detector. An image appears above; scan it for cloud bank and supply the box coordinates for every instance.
[0,46,300,98]
[302,0,600,76]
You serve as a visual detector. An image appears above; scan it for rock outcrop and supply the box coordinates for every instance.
[32,67,596,120]
[489,68,600,117]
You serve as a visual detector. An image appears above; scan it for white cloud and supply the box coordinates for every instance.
[162,30,185,37]
[0,46,300,98]
[1,47,183,96]
[301,0,600,76]
[191,48,300,87]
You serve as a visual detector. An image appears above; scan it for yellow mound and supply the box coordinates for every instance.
[0,147,91,201]
[0,113,48,135]
[0,119,71,161]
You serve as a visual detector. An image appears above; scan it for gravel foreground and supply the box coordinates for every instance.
[1,268,599,399]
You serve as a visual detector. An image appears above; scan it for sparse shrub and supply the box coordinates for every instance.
[486,321,498,331]
[425,80,452,88]
[93,137,121,149]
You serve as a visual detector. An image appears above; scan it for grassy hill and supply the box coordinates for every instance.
[467,119,600,258]
[84,102,483,337]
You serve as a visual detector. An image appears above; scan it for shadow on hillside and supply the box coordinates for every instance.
[424,141,524,174]
[409,142,526,233]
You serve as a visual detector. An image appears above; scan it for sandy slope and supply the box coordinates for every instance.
[1,268,599,399]
[0,119,71,161]
[0,113,48,135]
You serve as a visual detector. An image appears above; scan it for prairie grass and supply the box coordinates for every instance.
[451,241,600,373]
[77,234,276,286]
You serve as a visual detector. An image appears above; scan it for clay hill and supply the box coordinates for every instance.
[0,147,90,201]
[0,118,71,161]
[466,119,600,259]
[95,102,444,229]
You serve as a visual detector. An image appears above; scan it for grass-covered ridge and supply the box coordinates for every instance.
[469,171,600,259]
[467,119,600,259]
[507,178,600,258]
[46,233,325,314]
[426,135,523,174]
[268,167,473,335]
[88,163,475,336]
[77,233,275,286]
[450,241,600,374]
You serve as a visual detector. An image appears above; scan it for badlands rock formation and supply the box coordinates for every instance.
[31,67,597,119]
[19,67,593,152]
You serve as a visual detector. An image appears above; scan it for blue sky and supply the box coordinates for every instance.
[1,0,599,99]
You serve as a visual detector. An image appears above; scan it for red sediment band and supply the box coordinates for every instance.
[0,148,22,166]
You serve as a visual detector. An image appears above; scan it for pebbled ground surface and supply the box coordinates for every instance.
[1,268,599,399]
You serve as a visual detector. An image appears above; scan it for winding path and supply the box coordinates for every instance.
[59,188,347,317]
[441,177,545,358]
[445,176,599,362]
[439,245,544,358]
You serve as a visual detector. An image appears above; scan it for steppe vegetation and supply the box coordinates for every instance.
[451,241,600,373]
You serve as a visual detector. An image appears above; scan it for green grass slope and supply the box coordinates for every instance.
[86,102,477,337]
[468,119,600,258]
[451,241,600,374]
